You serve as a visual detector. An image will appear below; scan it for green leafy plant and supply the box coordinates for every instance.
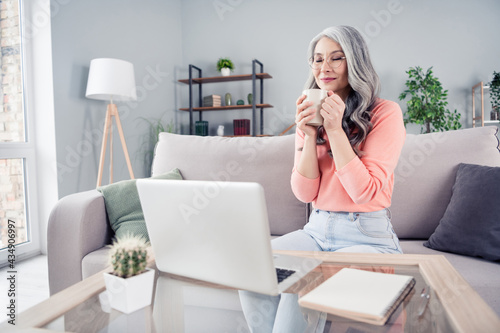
[109,234,149,278]
[399,66,461,133]
[216,57,234,72]
[139,115,175,176]
[489,71,500,111]
[144,116,175,144]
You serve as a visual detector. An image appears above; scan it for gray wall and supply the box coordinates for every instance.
[51,0,183,198]
[178,0,500,135]
[52,0,500,198]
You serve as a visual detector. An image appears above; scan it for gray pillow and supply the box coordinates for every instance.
[97,168,183,242]
[424,163,500,262]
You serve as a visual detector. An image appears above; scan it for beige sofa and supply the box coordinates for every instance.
[47,126,500,316]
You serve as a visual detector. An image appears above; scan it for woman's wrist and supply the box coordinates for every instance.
[324,127,345,139]
[303,132,317,145]
[326,128,356,169]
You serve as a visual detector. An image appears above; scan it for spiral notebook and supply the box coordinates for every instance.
[298,268,415,326]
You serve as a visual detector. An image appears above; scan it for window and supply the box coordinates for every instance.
[0,0,40,264]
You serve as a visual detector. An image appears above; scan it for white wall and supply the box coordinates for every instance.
[51,0,500,197]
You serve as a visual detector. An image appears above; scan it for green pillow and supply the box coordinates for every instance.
[97,168,183,242]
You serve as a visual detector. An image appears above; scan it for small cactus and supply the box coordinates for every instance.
[109,234,149,278]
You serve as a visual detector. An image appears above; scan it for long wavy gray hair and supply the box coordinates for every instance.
[305,26,380,156]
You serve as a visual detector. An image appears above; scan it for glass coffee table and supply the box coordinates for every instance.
[5,252,500,332]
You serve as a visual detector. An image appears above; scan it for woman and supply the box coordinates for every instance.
[239,25,406,332]
[278,25,405,254]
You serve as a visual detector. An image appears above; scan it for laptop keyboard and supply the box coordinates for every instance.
[276,268,296,283]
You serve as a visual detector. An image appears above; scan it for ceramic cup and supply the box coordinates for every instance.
[303,89,328,126]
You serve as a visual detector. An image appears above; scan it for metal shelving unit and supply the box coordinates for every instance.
[178,59,273,136]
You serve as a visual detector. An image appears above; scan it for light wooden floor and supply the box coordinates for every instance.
[0,255,49,324]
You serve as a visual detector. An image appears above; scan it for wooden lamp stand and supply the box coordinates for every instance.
[96,103,135,187]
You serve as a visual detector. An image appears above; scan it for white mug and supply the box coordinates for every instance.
[303,89,328,126]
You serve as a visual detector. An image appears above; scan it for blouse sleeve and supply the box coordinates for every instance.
[290,127,321,203]
[335,101,406,204]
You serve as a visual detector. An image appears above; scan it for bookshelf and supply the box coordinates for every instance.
[178,59,273,136]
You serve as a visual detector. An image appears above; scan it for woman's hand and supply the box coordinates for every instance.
[295,94,318,138]
[321,91,345,133]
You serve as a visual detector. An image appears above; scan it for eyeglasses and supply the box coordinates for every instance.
[308,55,346,70]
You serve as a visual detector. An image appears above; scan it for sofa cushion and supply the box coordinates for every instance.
[97,168,183,241]
[391,127,500,239]
[152,133,307,236]
[423,163,500,261]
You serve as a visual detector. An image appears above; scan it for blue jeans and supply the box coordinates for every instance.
[274,208,402,253]
[239,208,402,333]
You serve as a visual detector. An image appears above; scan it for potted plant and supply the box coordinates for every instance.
[139,115,175,176]
[399,66,461,133]
[217,57,234,76]
[489,71,500,120]
[103,234,155,314]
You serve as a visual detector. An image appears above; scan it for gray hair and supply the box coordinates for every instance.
[305,26,380,155]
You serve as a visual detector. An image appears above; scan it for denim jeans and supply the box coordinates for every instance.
[239,208,402,333]
[274,208,403,253]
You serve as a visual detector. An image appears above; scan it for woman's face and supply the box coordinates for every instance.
[312,37,351,100]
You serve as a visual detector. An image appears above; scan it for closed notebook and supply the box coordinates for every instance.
[298,267,415,326]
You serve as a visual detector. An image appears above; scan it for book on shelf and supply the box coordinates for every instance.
[203,95,221,101]
[203,95,222,107]
[195,121,209,136]
[233,119,250,136]
[203,102,222,107]
[298,268,415,326]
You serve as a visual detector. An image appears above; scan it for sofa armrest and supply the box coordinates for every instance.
[47,189,112,295]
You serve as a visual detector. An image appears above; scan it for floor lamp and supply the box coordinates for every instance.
[85,58,137,187]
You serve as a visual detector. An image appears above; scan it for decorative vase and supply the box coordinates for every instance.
[221,67,231,76]
[491,109,499,121]
[247,93,253,105]
[103,268,155,314]
[237,99,244,105]
[225,93,232,106]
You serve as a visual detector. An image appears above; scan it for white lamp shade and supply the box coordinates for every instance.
[86,58,137,102]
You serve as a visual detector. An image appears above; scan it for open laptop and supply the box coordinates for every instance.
[137,179,322,295]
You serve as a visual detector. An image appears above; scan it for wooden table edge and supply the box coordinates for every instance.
[275,251,500,333]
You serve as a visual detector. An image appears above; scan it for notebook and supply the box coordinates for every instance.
[298,268,415,326]
[136,179,322,296]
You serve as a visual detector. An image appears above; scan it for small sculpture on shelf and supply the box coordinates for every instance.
[247,93,253,105]
[491,110,498,121]
[237,99,244,105]
[225,93,232,106]
[217,125,225,136]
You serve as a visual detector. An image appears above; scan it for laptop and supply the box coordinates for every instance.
[137,179,322,296]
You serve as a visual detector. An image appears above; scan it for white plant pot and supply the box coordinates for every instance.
[103,268,155,314]
[221,67,231,76]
